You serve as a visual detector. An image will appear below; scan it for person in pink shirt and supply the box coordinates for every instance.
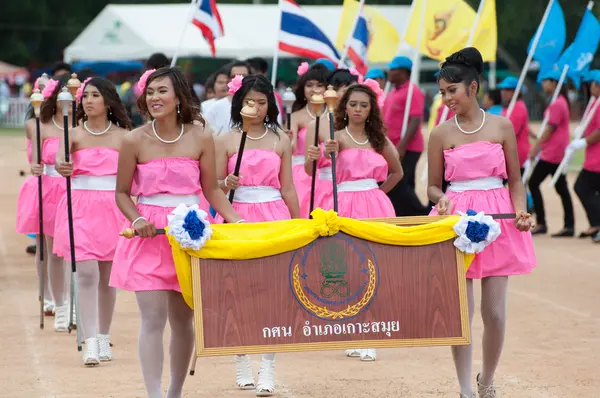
[567,70,600,242]
[382,56,428,216]
[527,69,575,237]
[498,77,530,173]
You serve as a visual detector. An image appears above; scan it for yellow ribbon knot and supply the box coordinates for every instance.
[311,208,340,237]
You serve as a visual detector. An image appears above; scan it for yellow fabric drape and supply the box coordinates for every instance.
[168,209,475,308]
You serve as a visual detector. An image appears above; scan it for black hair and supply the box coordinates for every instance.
[51,62,72,77]
[231,75,281,133]
[146,53,170,70]
[438,47,484,94]
[76,68,95,81]
[328,68,359,90]
[204,73,217,92]
[543,76,571,109]
[228,61,251,77]
[486,89,502,106]
[292,63,331,112]
[246,57,269,74]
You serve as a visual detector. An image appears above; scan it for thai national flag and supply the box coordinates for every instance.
[279,0,340,63]
[192,0,225,57]
[347,7,370,75]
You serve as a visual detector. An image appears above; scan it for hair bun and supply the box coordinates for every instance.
[444,47,483,75]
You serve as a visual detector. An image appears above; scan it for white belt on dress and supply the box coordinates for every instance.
[318,166,333,181]
[138,194,200,207]
[232,186,282,203]
[43,164,61,178]
[71,175,116,191]
[337,178,379,193]
[448,177,504,192]
[292,155,305,167]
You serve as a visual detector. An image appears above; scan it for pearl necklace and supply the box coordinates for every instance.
[305,104,327,120]
[152,119,184,144]
[345,127,369,145]
[84,120,112,136]
[245,126,268,141]
[52,116,64,131]
[455,108,486,135]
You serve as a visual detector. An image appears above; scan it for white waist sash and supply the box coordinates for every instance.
[138,193,200,207]
[448,177,504,192]
[319,166,333,181]
[338,179,379,192]
[292,155,305,167]
[232,186,282,203]
[43,164,61,178]
[71,175,116,191]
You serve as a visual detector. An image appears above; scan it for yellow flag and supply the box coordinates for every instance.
[404,0,476,61]
[335,0,401,64]
[470,0,497,62]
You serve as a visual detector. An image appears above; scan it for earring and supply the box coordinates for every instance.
[177,104,180,114]
[109,108,112,116]
[344,113,348,121]
[366,118,370,124]
[265,115,270,123]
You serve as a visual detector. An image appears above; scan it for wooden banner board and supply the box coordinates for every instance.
[191,217,470,357]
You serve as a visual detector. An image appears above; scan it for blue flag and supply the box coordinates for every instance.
[528,1,566,68]
[556,9,600,89]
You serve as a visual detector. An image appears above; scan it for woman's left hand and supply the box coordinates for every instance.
[55,161,73,177]
[324,139,339,159]
[514,211,534,232]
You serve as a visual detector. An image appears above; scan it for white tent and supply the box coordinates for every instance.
[64,3,414,63]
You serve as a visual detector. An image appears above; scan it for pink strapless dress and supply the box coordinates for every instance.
[16,137,66,237]
[110,157,207,292]
[301,144,333,218]
[52,148,125,261]
[429,141,537,279]
[214,149,291,223]
[292,127,311,212]
[336,148,395,219]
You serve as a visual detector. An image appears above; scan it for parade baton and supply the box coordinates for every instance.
[30,88,45,330]
[550,97,599,186]
[308,92,325,219]
[228,100,258,203]
[324,85,339,213]
[282,87,295,131]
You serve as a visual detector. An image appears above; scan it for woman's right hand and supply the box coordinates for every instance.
[306,145,320,162]
[30,163,44,176]
[436,195,453,215]
[134,219,157,238]
[55,161,73,177]
[224,174,241,190]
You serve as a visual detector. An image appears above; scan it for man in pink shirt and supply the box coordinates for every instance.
[498,77,531,173]
[382,56,428,216]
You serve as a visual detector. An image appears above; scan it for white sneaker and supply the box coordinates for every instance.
[53,305,68,332]
[43,299,55,315]
[360,348,376,361]
[345,349,362,357]
[83,337,99,366]
[235,355,255,390]
[256,358,275,397]
[97,334,112,362]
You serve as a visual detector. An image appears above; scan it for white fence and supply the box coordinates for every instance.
[0,98,30,128]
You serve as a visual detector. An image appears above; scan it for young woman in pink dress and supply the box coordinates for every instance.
[428,48,536,398]
[15,78,70,331]
[289,63,329,217]
[53,77,131,366]
[215,74,300,397]
[304,69,359,217]
[326,83,403,362]
[527,69,575,237]
[109,67,243,398]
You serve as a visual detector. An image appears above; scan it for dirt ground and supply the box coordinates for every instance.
[1,133,598,398]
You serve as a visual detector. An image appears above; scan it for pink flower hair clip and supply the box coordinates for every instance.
[350,68,365,84]
[76,77,93,103]
[33,77,41,90]
[364,78,385,108]
[297,62,309,76]
[41,79,59,99]
[134,69,156,97]
[228,75,244,95]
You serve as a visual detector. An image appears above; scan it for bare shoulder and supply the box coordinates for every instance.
[25,118,36,129]
[188,122,215,144]
[276,128,291,145]
[214,130,232,144]
[487,113,512,129]
[429,119,452,140]
[123,125,147,145]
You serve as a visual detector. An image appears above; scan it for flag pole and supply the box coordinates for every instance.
[398,0,427,144]
[383,0,417,96]
[271,0,283,87]
[337,0,367,67]
[171,0,199,67]
[506,0,555,118]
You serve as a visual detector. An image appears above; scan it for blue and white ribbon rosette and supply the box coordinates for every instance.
[167,204,213,251]
[452,209,501,254]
